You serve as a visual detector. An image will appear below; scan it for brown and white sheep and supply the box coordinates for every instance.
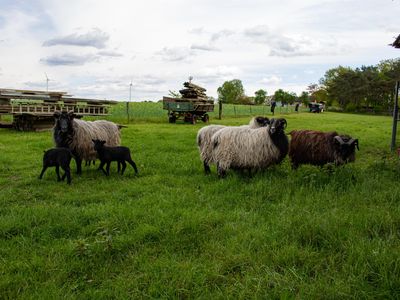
[196,116,270,174]
[53,111,121,174]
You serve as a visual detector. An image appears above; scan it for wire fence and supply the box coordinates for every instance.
[106,102,307,123]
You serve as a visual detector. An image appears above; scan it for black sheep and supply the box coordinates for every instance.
[39,148,74,184]
[92,139,138,176]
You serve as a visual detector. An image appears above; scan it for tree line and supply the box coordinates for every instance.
[217,58,400,112]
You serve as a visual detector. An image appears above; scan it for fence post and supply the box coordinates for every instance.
[391,81,399,151]
[126,102,130,123]
[218,101,222,120]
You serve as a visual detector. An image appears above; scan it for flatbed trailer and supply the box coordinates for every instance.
[0,89,117,131]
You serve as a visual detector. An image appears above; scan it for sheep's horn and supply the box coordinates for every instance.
[349,138,359,150]
[334,136,345,145]
[282,119,287,129]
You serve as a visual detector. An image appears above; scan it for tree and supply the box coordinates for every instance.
[254,89,267,105]
[298,91,310,106]
[217,79,245,104]
[274,89,297,105]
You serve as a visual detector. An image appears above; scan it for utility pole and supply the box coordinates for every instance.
[127,81,132,123]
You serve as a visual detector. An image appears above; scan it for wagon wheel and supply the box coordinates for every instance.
[202,114,209,123]
[168,113,176,123]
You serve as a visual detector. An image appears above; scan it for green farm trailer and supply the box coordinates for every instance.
[162,81,214,124]
[162,97,214,124]
[0,89,118,131]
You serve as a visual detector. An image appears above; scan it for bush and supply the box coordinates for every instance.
[345,103,357,112]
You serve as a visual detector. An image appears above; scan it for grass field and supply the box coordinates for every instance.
[1,110,400,298]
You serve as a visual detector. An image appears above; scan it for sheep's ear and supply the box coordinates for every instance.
[101,140,106,145]
[92,139,96,144]
[53,111,61,119]
[68,111,76,119]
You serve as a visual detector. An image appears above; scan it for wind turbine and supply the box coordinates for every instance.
[44,73,50,92]
[129,79,133,102]
[127,79,133,123]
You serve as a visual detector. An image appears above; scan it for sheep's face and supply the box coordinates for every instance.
[269,118,287,135]
[54,111,75,133]
[92,139,106,151]
[334,135,359,162]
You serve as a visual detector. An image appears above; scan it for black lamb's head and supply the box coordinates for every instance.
[254,116,270,127]
[269,118,287,135]
[92,139,106,151]
[333,135,359,162]
[54,111,75,133]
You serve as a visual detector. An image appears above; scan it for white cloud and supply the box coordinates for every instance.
[43,28,109,49]
[97,50,123,57]
[244,25,341,57]
[190,44,219,51]
[188,27,205,35]
[259,75,282,85]
[155,47,194,62]
[211,29,235,42]
[40,53,98,66]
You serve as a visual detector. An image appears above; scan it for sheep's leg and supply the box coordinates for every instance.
[106,162,111,176]
[127,158,138,174]
[203,162,211,174]
[65,167,71,184]
[98,161,107,175]
[217,163,226,178]
[291,162,299,170]
[61,166,71,184]
[56,166,61,181]
[120,161,127,175]
[117,161,121,173]
[39,166,47,179]
[75,155,82,174]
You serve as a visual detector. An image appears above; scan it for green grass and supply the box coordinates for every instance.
[1,110,400,298]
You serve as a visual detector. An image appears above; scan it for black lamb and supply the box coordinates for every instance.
[39,148,74,184]
[92,139,138,176]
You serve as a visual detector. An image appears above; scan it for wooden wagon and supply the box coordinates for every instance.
[162,81,214,124]
[0,89,117,131]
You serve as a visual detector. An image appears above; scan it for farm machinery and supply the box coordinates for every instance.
[162,81,214,124]
[0,89,118,131]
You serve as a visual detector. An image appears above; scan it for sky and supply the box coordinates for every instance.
[0,0,399,101]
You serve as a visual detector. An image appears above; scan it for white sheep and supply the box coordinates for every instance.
[211,118,289,177]
[196,116,270,174]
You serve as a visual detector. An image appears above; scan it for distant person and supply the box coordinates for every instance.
[320,102,325,113]
[295,102,299,112]
[271,100,276,115]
